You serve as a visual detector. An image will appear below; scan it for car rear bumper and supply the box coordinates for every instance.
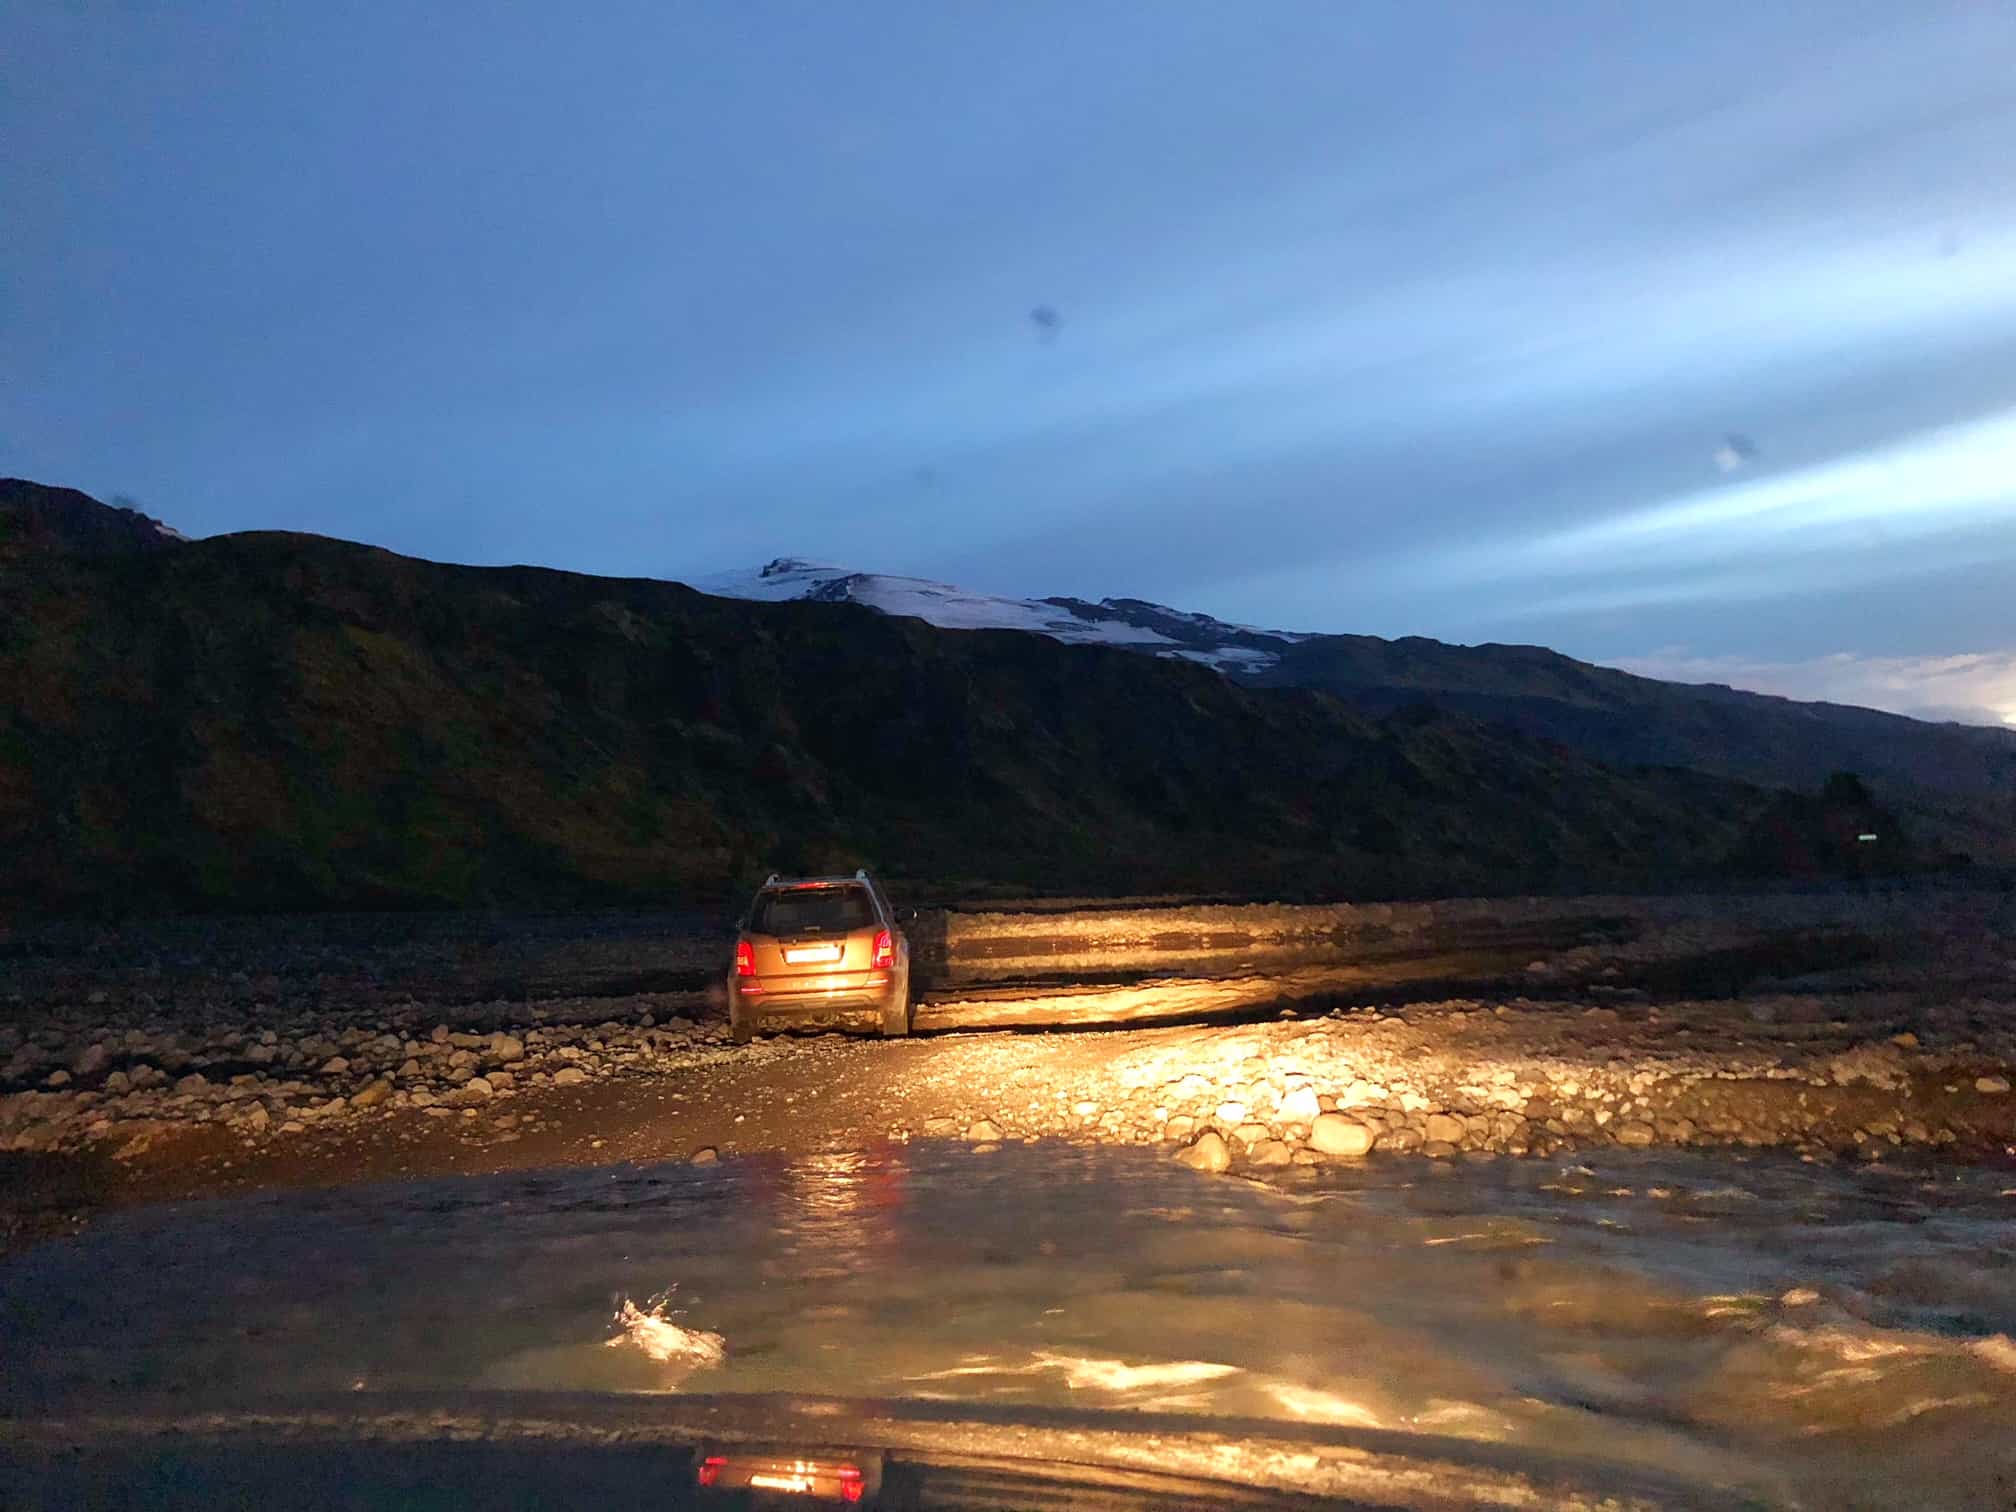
[730,980,898,1019]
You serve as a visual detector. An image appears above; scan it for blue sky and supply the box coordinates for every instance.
[5,2,2014,723]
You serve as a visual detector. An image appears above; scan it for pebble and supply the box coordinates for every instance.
[1614,1121,1656,1147]
[690,1147,719,1164]
[1978,1076,2011,1095]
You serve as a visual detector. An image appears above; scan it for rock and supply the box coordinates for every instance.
[104,1070,131,1094]
[487,1070,515,1092]
[454,1077,494,1105]
[1890,1033,1919,1049]
[397,1059,421,1079]
[174,1072,208,1094]
[964,1119,1003,1141]
[1278,1086,1321,1122]
[43,1069,71,1088]
[922,1117,956,1135]
[1308,1115,1376,1157]
[1977,1075,2011,1095]
[1247,1139,1294,1166]
[430,1025,450,1044]
[1232,1122,1272,1146]
[447,1048,476,1069]
[1423,1112,1466,1145]
[239,1102,271,1130]
[690,1147,718,1164]
[349,1078,393,1109]
[1071,1100,1099,1117]
[488,1033,525,1064]
[1216,1101,1249,1124]
[1614,1121,1656,1147]
[319,1056,350,1075]
[1174,1131,1231,1173]
[1422,1140,1459,1158]
[72,1043,111,1078]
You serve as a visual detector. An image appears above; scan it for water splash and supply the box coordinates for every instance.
[605,1294,725,1368]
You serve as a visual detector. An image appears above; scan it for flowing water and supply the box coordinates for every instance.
[5,1145,2016,1506]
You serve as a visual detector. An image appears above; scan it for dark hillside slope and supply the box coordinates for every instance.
[0,493,1774,914]
[1252,634,2016,862]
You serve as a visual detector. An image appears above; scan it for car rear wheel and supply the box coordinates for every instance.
[879,970,911,1037]
[729,999,757,1044]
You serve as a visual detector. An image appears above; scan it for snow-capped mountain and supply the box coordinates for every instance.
[695,558,1305,673]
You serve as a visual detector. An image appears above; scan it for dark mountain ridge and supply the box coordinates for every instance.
[699,554,2016,862]
[2,480,1793,915]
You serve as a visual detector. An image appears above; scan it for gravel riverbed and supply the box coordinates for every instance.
[3,886,2014,1248]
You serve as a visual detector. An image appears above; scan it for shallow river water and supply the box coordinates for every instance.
[6,1144,2016,1507]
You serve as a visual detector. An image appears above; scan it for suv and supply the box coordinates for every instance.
[728,870,912,1041]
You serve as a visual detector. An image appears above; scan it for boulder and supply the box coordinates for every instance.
[1174,1130,1231,1173]
[1423,1112,1466,1145]
[1308,1115,1376,1157]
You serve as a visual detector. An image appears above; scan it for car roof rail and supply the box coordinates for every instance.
[763,873,779,887]
[855,867,869,880]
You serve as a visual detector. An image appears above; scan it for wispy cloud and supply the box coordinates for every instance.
[1608,648,2016,727]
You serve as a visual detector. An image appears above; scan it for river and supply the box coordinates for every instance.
[5,1143,2015,1506]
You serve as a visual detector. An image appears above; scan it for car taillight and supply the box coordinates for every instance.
[697,1455,726,1487]
[734,940,755,978]
[839,1465,865,1503]
[870,929,893,970]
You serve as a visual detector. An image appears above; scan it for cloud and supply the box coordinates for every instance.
[1607,648,2016,727]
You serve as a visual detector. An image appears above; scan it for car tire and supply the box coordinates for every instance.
[879,970,911,1038]
[730,999,757,1044]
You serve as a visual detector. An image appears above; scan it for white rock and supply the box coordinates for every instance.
[1278,1086,1322,1122]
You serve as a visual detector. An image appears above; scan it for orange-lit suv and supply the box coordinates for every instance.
[729,870,912,1041]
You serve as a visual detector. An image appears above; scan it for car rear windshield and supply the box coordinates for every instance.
[751,885,876,936]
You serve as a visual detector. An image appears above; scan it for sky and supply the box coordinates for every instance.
[5,2,2015,725]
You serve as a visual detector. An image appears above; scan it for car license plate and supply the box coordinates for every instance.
[784,944,843,964]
